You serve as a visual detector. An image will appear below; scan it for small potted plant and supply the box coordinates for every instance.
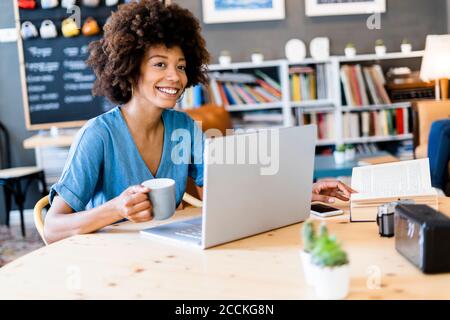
[375,39,386,56]
[218,50,232,66]
[401,39,412,53]
[310,223,350,300]
[251,48,264,64]
[333,144,346,165]
[345,144,356,161]
[300,220,317,286]
[344,43,357,58]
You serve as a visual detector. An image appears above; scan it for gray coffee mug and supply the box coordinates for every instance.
[142,178,176,220]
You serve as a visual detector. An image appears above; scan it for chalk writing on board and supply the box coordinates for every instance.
[27,47,53,58]
[26,62,60,73]
[28,93,59,102]
[64,95,93,103]
[64,83,93,91]
[30,103,60,112]
[28,85,46,93]
[27,75,55,83]
[63,72,95,82]
[63,47,80,57]
[63,60,88,71]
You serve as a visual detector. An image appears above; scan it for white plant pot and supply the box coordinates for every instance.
[345,148,356,161]
[251,53,264,64]
[375,45,386,56]
[401,43,412,53]
[333,151,346,165]
[313,264,350,300]
[300,251,315,286]
[345,47,356,58]
[219,55,231,66]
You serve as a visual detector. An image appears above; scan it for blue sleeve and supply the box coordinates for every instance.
[188,117,205,187]
[49,121,104,212]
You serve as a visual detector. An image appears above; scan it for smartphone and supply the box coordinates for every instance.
[310,203,344,218]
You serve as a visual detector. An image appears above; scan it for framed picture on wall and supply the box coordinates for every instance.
[202,0,285,24]
[305,0,386,17]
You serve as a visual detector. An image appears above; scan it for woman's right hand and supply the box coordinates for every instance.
[113,185,153,223]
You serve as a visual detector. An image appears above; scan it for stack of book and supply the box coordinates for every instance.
[340,64,391,106]
[289,64,327,101]
[342,108,410,139]
[207,71,282,108]
[350,159,438,222]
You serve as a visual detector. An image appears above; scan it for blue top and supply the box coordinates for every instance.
[49,106,204,212]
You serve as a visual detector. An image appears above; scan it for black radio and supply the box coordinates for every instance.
[395,204,450,274]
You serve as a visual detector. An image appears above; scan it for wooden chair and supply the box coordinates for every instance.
[412,100,450,192]
[0,122,47,237]
[413,100,450,159]
[33,193,202,245]
[33,195,49,245]
[184,104,233,202]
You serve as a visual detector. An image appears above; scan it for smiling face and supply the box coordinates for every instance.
[133,45,188,109]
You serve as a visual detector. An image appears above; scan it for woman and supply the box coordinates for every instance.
[45,0,354,244]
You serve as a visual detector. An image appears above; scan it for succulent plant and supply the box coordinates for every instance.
[345,43,355,49]
[302,220,317,253]
[311,223,349,268]
[345,144,355,150]
[375,39,385,46]
[336,144,346,152]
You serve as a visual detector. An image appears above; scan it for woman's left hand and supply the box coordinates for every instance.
[311,179,357,203]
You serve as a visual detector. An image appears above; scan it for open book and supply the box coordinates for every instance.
[350,158,438,222]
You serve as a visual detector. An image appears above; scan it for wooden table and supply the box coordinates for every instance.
[1,198,449,300]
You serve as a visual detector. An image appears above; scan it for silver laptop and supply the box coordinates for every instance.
[140,125,317,249]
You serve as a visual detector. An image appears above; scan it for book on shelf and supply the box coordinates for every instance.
[254,70,282,92]
[341,64,392,107]
[289,64,327,102]
[207,72,282,108]
[350,158,438,222]
[342,107,410,139]
[297,110,335,140]
[178,85,204,109]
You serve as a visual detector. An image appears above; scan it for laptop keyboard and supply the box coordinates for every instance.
[174,224,202,240]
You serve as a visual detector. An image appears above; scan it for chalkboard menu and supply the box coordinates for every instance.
[16,2,121,130]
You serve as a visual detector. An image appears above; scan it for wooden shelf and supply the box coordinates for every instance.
[335,51,424,63]
[291,100,334,109]
[317,139,336,146]
[209,59,285,71]
[341,102,412,112]
[225,102,283,112]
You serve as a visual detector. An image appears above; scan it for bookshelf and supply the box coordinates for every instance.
[332,51,423,157]
[179,51,425,156]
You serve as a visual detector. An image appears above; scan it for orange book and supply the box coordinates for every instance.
[255,79,282,99]
[217,82,229,107]
[349,66,362,106]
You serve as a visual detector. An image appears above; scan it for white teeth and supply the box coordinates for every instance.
[157,87,178,95]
